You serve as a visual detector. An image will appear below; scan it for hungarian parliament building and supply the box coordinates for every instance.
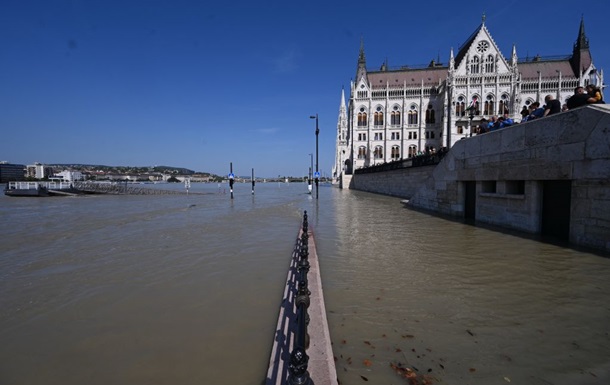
[332,17,604,182]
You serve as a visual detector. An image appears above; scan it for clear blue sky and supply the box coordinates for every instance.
[1,0,608,178]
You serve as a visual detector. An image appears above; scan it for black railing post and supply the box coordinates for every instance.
[288,210,313,385]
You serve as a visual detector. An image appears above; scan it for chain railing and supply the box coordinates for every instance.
[288,210,313,385]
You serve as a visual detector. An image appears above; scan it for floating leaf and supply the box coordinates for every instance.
[360,375,369,381]
[504,377,511,382]
[364,340,371,345]
[469,368,476,372]
[395,348,402,352]
[466,330,474,336]
[402,334,415,339]
[363,359,373,367]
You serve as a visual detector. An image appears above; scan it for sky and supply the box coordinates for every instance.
[1,0,609,178]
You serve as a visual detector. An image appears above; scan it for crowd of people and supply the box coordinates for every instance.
[474,84,604,134]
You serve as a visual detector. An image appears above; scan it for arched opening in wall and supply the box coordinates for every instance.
[541,180,571,240]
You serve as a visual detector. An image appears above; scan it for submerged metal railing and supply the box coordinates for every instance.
[288,211,313,385]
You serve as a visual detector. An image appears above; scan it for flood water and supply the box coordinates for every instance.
[1,182,609,385]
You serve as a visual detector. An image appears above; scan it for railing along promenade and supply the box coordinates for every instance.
[355,148,448,175]
[266,211,337,385]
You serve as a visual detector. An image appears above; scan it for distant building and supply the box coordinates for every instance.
[333,17,604,181]
[0,162,25,183]
[54,170,84,182]
[26,162,54,180]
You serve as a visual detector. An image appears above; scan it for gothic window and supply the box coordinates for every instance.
[456,96,465,117]
[358,107,368,127]
[498,94,510,114]
[408,105,418,125]
[391,145,400,160]
[484,95,494,115]
[425,104,435,123]
[470,56,480,74]
[391,111,401,126]
[408,145,417,158]
[408,131,418,140]
[471,96,481,115]
[374,106,384,126]
[485,54,495,73]
[373,146,383,159]
[374,133,383,141]
[391,132,400,140]
[357,146,367,159]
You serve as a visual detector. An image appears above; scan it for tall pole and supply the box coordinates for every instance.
[310,114,319,199]
[308,153,313,194]
[229,162,234,199]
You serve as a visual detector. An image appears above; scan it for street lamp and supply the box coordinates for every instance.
[468,106,475,137]
[309,114,319,199]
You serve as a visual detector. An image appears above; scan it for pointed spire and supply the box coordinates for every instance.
[358,37,366,65]
[481,12,486,25]
[340,87,346,110]
[449,47,455,71]
[574,15,589,50]
[356,37,368,84]
[511,44,518,66]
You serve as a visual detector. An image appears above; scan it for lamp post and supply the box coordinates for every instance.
[309,114,319,199]
[468,106,475,137]
[308,153,313,194]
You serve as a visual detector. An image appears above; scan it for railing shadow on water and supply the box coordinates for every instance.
[265,211,313,385]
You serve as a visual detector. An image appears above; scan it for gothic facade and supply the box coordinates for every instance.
[332,17,604,182]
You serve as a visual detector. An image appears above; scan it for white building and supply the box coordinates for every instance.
[26,162,53,180]
[333,17,604,182]
[54,170,84,182]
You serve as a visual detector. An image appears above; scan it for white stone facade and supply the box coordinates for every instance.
[333,17,604,181]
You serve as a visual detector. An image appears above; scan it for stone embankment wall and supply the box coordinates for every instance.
[349,105,610,253]
[348,166,434,198]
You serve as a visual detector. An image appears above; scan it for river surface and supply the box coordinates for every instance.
[1,182,609,385]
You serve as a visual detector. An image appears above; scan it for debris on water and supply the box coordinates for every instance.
[360,375,369,381]
[363,359,372,367]
[504,376,511,382]
[466,329,474,336]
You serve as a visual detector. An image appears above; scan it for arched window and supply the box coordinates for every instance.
[470,56,480,74]
[357,146,367,159]
[374,106,384,126]
[408,105,418,125]
[471,96,481,115]
[498,94,510,114]
[485,54,494,73]
[373,146,383,159]
[391,145,400,160]
[391,105,401,126]
[358,107,368,127]
[456,96,465,116]
[484,95,494,115]
[425,105,435,124]
[408,145,417,158]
